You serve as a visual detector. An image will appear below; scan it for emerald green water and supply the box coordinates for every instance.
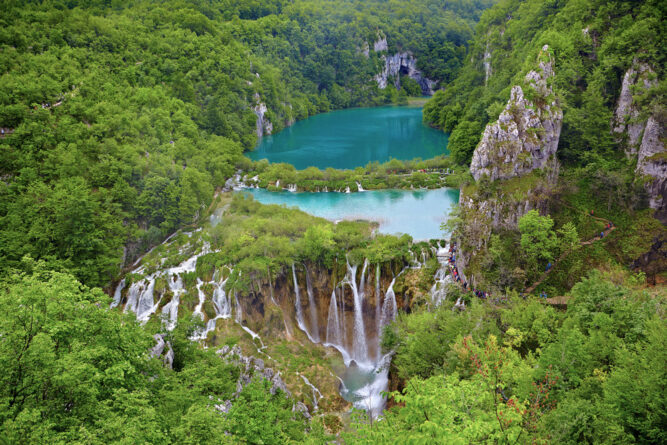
[244,188,459,240]
[248,106,449,169]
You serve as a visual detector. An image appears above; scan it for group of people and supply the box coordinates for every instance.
[447,243,491,300]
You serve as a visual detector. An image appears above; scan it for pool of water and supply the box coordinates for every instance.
[242,187,459,240]
[247,106,449,170]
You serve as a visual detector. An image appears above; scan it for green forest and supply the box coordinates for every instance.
[0,0,491,287]
[1,0,665,443]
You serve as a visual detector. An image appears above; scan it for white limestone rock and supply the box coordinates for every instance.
[612,62,657,155]
[375,52,437,95]
[636,116,667,222]
[470,45,562,182]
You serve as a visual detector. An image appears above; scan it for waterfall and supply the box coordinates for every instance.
[212,277,232,319]
[380,278,397,329]
[299,374,323,411]
[287,184,297,192]
[326,289,342,346]
[430,243,451,306]
[304,265,320,342]
[356,181,365,192]
[234,293,243,324]
[345,258,369,363]
[375,264,382,359]
[345,186,351,194]
[111,279,125,308]
[292,264,317,343]
[162,274,183,330]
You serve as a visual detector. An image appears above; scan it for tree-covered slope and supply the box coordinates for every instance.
[0,0,493,287]
[424,0,665,166]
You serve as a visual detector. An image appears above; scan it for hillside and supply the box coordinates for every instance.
[0,0,492,287]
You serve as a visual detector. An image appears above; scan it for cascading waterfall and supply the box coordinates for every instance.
[292,263,318,343]
[430,243,451,306]
[344,258,369,363]
[304,265,320,342]
[299,374,323,411]
[111,278,125,308]
[191,274,233,340]
[162,274,184,330]
[375,264,382,359]
[380,278,397,330]
[326,290,342,346]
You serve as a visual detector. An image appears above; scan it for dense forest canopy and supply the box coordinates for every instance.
[0,0,493,287]
[424,0,665,167]
[1,0,665,443]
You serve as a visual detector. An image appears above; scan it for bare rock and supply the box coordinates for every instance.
[375,52,437,95]
[636,116,667,222]
[612,62,657,155]
[470,45,562,182]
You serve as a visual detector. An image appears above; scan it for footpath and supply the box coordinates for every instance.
[446,205,616,304]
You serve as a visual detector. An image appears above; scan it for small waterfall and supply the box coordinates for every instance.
[430,243,451,306]
[275,179,280,187]
[345,258,369,363]
[292,264,317,343]
[111,279,125,308]
[375,264,382,359]
[304,265,320,342]
[345,186,351,194]
[356,181,365,192]
[287,184,297,192]
[212,277,232,319]
[380,278,397,329]
[299,374,323,411]
[162,274,183,330]
[326,290,343,346]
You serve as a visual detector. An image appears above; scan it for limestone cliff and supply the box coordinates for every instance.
[612,62,666,223]
[470,45,562,182]
[457,46,562,287]
[636,115,666,222]
[612,62,658,155]
[375,52,437,95]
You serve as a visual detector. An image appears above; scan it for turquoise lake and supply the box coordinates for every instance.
[247,106,449,169]
[243,188,459,240]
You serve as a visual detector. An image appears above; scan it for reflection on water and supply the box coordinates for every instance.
[248,106,449,170]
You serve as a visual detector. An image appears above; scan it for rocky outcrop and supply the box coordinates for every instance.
[375,52,437,95]
[612,62,657,155]
[636,116,666,222]
[253,93,273,138]
[470,45,562,182]
[458,46,562,285]
[150,334,174,369]
[612,62,665,223]
[373,34,388,52]
[213,345,311,419]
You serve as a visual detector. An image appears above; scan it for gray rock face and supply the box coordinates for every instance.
[613,62,665,223]
[149,334,174,369]
[373,35,388,52]
[375,52,437,95]
[214,344,311,419]
[470,45,562,182]
[636,116,667,222]
[613,62,657,155]
[253,93,273,138]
